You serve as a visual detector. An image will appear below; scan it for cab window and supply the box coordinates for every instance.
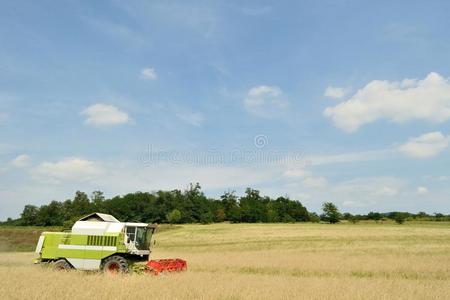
[126,226,136,243]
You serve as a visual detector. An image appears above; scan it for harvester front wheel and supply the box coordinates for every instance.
[53,259,72,271]
[101,256,128,274]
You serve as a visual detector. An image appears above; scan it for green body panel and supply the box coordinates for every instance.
[40,231,126,261]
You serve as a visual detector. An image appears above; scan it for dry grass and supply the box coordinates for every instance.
[1,223,450,299]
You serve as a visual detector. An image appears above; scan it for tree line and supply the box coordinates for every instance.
[1,183,449,227]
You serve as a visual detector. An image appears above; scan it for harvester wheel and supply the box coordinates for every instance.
[101,256,128,274]
[53,259,72,271]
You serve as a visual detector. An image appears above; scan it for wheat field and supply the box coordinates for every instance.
[1,222,450,300]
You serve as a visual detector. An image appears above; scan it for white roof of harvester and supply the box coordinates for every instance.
[77,212,120,222]
[71,212,150,235]
[72,221,125,235]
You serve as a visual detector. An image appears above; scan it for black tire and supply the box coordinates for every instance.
[101,255,129,274]
[53,259,72,271]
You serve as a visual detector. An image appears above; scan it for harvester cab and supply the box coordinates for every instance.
[124,223,157,255]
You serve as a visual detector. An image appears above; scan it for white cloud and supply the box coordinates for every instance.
[11,154,30,167]
[342,200,365,208]
[324,72,450,132]
[417,186,429,195]
[176,111,204,126]
[296,193,311,200]
[82,103,131,126]
[89,160,280,195]
[374,186,398,196]
[244,85,289,118]
[24,155,280,200]
[302,176,328,188]
[276,175,411,212]
[307,149,395,166]
[84,17,147,47]
[324,86,347,99]
[140,68,157,80]
[335,177,405,198]
[399,131,449,158]
[31,158,101,184]
[283,168,327,188]
[424,175,450,181]
[283,169,310,178]
[115,2,219,38]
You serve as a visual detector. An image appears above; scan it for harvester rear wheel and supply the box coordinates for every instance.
[101,256,128,274]
[53,259,72,271]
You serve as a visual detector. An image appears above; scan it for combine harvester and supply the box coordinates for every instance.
[34,212,187,274]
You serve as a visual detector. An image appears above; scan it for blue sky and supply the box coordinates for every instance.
[2,0,450,220]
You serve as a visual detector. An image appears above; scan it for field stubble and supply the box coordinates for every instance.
[1,223,450,299]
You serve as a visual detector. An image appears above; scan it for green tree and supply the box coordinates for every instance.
[367,211,382,222]
[281,214,295,223]
[239,188,266,222]
[20,205,39,225]
[434,213,444,221]
[36,201,64,226]
[91,191,105,211]
[213,208,226,222]
[416,211,428,219]
[321,202,341,224]
[166,209,182,224]
[273,196,309,222]
[199,212,213,224]
[393,212,407,224]
[62,216,81,230]
[183,183,210,223]
[342,212,353,220]
[70,191,92,218]
[266,209,279,222]
[309,212,321,223]
[220,191,241,222]
[14,185,320,225]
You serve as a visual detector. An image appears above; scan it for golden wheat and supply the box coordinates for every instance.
[1,223,450,299]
